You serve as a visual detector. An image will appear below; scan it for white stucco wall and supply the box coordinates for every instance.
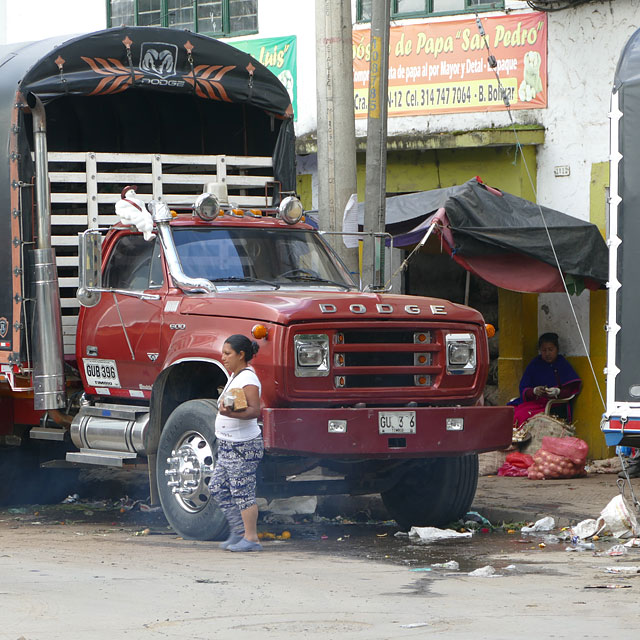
[0,0,105,44]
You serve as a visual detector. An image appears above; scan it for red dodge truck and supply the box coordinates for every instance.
[0,26,512,539]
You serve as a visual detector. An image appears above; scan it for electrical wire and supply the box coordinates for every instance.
[474,12,606,411]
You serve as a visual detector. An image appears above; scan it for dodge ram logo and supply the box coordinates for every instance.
[140,43,178,78]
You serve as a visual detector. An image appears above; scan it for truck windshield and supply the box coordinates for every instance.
[173,227,357,289]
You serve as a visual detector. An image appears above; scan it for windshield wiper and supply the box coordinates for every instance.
[278,274,353,290]
[210,276,280,290]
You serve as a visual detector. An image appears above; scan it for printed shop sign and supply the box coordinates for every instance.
[353,12,547,117]
[232,35,298,120]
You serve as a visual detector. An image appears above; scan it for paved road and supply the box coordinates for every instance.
[1,504,639,639]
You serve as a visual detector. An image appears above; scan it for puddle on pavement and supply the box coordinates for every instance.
[265,521,567,574]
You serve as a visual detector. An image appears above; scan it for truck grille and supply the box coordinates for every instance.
[333,329,438,389]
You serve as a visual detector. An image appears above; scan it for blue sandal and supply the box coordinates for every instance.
[219,533,244,550]
[227,538,263,552]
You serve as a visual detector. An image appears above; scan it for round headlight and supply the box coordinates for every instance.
[278,196,304,225]
[194,192,220,221]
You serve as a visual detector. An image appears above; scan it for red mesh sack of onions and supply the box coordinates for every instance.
[527,444,587,480]
[539,436,588,466]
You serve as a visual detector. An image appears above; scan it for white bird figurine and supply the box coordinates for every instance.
[115,186,155,241]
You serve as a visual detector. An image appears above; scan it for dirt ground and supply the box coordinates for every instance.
[2,478,640,640]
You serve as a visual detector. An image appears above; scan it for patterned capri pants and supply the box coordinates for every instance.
[209,436,264,536]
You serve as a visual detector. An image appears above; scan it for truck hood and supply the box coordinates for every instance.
[178,291,485,325]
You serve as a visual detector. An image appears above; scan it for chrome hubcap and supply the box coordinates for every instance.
[164,430,215,513]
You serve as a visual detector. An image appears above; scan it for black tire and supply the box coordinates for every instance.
[156,399,229,541]
[381,454,479,530]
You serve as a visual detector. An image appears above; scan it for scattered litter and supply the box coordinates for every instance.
[604,544,628,556]
[262,513,296,525]
[542,534,560,544]
[570,518,599,540]
[521,516,555,533]
[61,494,79,504]
[464,511,492,527]
[7,507,28,515]
[264,496,317,516]
[376,533,388,537]
[624,538,640,548]
[408,526,472,542]
[468,565,499,577]
[565,542,595,552]
[258,531,276,540]
[584,584,631,589]
[431,560,459,571]
[134,528,150,536]
[394,531,409,537]
[116,497,144,512]
[409,567,432,572]
[604,566,640,574]
[139,504,162,513]
[595,495,640,539]
[400,622,430,629]
[504,564,517,571]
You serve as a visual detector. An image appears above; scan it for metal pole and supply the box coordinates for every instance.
[315,0,359,275]
[363,0,391,289]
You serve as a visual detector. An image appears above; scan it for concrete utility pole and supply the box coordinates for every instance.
[363,0,391,289]
[315,0,359,275]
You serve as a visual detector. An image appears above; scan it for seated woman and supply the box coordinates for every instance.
[509,332,582,428]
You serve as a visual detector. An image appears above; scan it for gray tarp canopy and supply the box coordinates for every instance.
[350,178,607,293]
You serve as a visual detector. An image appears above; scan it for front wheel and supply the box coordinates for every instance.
[156,399,228,541]
[381,455,479,530]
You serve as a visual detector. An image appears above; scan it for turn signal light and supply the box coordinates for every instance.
[485,324,496,338]
[251,324,268,339]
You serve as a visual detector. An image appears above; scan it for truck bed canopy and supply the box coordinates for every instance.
[350,178,607,293]
[0,27,295,187]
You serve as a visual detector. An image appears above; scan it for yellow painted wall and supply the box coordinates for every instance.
[355,145,537,200]
[296,173,313,211]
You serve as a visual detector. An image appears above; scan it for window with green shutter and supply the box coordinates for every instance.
[107,0,258,37]
[357,0,504,21]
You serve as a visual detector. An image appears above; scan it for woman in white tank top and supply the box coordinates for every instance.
[208,334,264,552]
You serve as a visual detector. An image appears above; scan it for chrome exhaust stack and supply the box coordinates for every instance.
[27,93,66,410]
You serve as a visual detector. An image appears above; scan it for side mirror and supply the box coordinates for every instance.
[76,230,102,307]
